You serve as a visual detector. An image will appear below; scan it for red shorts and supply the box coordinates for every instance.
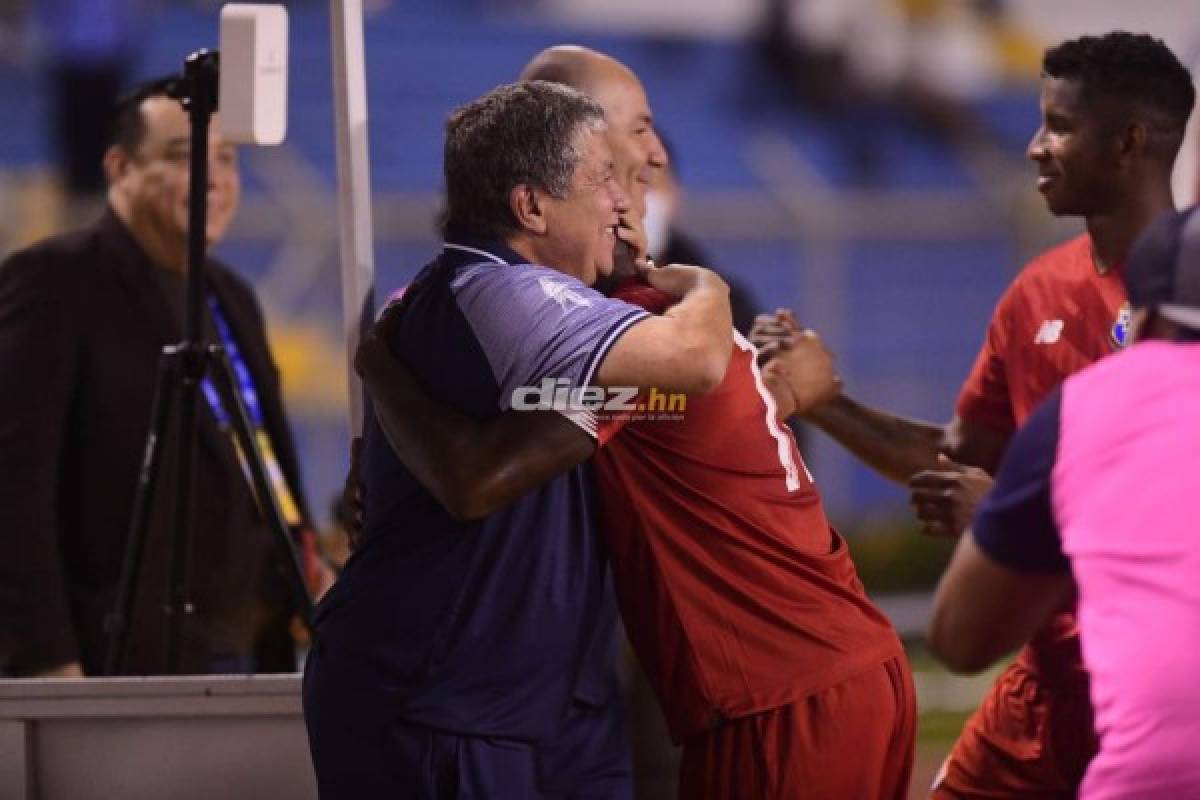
[931,662,1096,799]
[678,657,915,800]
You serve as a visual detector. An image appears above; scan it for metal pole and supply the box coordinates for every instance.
[165,50,219,674]
[330,0,376,438]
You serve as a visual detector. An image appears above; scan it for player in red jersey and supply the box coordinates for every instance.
[754,33,1194,797]
[595,286,912,798]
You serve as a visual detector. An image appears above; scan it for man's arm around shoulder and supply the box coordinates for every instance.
[356,322,593,522]
[593,263,732,395]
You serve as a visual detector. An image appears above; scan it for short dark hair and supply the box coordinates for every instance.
[442,80,606,239]
[1043,33,1195,140]
[108,74,181,155]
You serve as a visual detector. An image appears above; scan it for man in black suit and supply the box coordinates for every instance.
[0,76,324,677]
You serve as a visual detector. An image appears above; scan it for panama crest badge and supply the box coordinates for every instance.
[1111,302,1132,348]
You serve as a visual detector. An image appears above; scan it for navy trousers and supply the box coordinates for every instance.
[303,640,632,799]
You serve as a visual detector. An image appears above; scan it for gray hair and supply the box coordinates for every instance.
[442,80,606,239]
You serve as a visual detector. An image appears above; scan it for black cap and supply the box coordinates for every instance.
[1124,206,1200,331]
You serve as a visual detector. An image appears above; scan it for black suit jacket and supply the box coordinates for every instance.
[0,211,311,675]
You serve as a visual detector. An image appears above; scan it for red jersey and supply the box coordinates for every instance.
[957,234,1127,684]
[957,234,1129,432]
[593,297,901,742]
[933,235,1129,797]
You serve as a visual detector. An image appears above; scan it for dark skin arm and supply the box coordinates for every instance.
[808,398,1004,527]
[752,310,1010,478]
[803,392,947,483]
[928,532,1073,673]
[354,310,592,522]
[908,453,996,538]
[752,310,1009,536]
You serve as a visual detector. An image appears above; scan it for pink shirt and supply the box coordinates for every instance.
[1054,342,1200,798]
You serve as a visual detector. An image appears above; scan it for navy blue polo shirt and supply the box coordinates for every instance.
[313,240,647,741]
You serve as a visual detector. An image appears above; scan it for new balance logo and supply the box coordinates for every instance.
[1034,319,1064,344]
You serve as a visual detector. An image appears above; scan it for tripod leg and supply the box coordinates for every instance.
[103,347,181,676]
[163,342,208,674]
[208,347,315,634]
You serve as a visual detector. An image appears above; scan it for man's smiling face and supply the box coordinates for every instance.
[540,128,631,287]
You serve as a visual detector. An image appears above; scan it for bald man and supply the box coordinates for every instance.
[521,48,913,799]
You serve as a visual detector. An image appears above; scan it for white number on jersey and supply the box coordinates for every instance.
[735,331,814,491]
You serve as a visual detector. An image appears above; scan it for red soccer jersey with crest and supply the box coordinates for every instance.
[957,234,1129,433]
[955,234,1128,717]
[592,287,902,742]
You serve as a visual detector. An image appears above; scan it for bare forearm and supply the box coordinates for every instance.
[804,393,945,484]
[363,366,479,511]
[363,361,590,519]
[597,267,733,395]
[929,535,1072,674]
[662,279,732,392]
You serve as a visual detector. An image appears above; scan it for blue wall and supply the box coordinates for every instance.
[0,1,1043,526]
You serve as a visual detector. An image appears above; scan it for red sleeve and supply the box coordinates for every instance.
[955,282,1018,433]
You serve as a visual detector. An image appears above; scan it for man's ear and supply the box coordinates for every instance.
[1117,119,1149,163]
[102,145,130,186]
[510,184,549,235]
